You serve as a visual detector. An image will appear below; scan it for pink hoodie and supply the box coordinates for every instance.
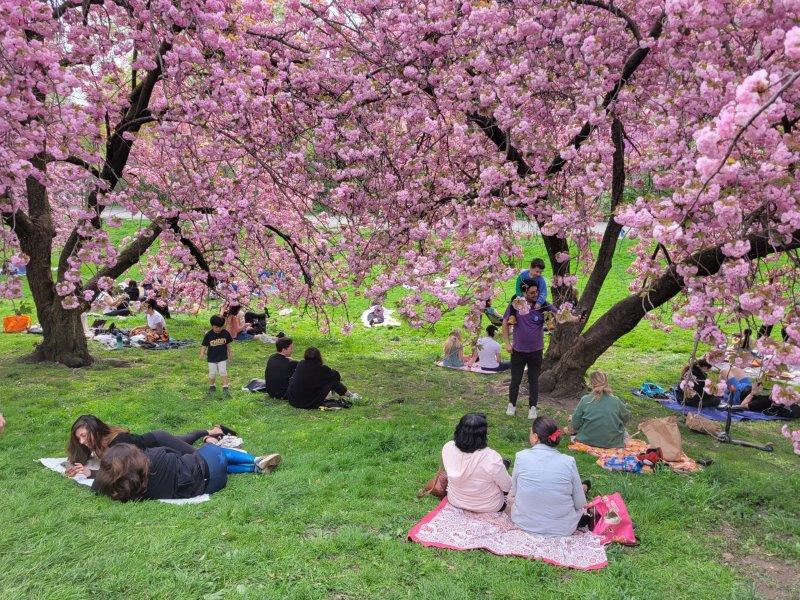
[441,440,512,512]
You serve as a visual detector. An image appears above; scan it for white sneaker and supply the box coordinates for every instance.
[528,406,538,420]
[506,403,516,416]
[255,454,282,474]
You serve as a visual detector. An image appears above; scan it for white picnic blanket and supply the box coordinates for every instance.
[360,307,401,328]
[39,458,210,504]
[435,361,510,375]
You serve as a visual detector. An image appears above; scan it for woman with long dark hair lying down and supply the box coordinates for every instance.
[63,415,235,478]
[91,443,282,501]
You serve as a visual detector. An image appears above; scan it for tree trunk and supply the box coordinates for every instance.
[15,169,92,367]
[26,303,91,368]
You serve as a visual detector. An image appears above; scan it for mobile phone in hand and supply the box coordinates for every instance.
[61,461,74,470]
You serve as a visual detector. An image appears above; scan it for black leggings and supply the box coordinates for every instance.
[148,429,209,453]
[509,350,543,407]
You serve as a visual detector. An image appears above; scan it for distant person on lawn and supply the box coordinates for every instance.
[442,413,512,512]
[514,258,548,307]
[90,443,282,501]
[63,414,234,478]
[571,371,631,448]
[123,279,140,302]
[0,412,5,433]
[471,325,510,372]
[264,333,297,399]
[129,300,169,342]
[201,315,233,396]
[442,329,469,368]
[676,358,721,408]
[287,347,359,409]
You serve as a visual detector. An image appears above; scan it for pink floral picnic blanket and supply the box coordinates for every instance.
[408,498,608,570]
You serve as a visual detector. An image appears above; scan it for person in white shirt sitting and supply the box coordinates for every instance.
[471,325,510,372]
[130,300,169,343]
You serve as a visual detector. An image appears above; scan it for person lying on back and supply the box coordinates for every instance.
[571,371,631,448]
[264,334,297,399]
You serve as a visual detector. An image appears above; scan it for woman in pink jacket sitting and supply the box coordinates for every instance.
[441,413,512,512]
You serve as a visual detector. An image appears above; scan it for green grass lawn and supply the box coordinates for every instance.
[0,233,798,599]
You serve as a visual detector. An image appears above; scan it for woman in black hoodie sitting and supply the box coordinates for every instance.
[286,347,358,409]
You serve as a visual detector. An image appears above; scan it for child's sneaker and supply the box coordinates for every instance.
[528,406,538,420]
[208,385,217,394]
[255,454,282,474]
[506,403,516,416]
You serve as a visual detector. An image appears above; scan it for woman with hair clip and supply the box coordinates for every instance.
[441,413,512,512]
[63,415,235,478]
[509,416,592,536]
[571,371,631,448]
[90,443,282,501]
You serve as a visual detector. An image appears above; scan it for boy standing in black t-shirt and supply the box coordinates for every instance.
[201,315,233,396]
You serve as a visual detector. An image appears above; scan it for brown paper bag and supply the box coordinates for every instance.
[685,413,723,437]
[638,416,683,461]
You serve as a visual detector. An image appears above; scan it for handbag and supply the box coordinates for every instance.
[417,468,448,498]
[638,416,684,461]
[585,492,637,546]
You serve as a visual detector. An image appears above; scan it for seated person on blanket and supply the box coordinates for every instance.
[102,293,132,317]
[264,333,297,399]
[571,371,631,448]
[63,414,234,478]
[509,416,592,536]
[514,257,548,307]
[471,325,510,371]
[287,347,359,409]
[367,305,385,326]
[129,300,169,343]
[442,329,471,368]
[442,413,512,513]
[90,443,282,501]
[483,299,504,327]
[676,358,721,407]
[738,382,800,418]
[123,279,140,302]
[224,304,255,341]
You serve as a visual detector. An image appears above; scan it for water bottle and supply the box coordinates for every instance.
[115,332,123,349]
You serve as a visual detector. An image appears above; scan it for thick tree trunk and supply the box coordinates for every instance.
[14,168,92,367]
[26,303,91,368]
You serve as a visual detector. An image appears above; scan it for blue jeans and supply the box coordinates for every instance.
[235,331,254,341]
[196,444,258,494]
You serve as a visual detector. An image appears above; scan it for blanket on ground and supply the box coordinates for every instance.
[91,333,193,350]
[435,361,509,375]
[408,498,608,570]
[39,458,210,504]
[360,308,401,328]
[658,399,790,422]
[568,439,701,474]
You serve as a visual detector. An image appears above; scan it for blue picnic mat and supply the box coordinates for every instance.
[658,399,789,422]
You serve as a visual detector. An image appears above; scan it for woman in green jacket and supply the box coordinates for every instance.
[572,371,631,448]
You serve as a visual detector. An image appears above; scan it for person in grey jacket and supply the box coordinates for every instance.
[509,416,591,536]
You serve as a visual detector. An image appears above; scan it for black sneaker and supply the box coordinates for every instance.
[208,385,217,394]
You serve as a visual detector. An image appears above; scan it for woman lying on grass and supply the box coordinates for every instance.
[91,443,282,501]
[64,415,235,478]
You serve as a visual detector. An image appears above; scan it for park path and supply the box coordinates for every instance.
[105,206,611,235]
